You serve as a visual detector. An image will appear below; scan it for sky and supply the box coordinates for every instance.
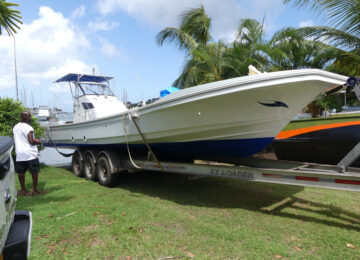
[0,0,323,112]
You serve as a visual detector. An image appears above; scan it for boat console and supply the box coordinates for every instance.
[54,74,128,123]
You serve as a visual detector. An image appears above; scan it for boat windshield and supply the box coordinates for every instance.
[75,83,114,96]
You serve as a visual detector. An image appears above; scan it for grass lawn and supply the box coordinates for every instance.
[17,164,360,259]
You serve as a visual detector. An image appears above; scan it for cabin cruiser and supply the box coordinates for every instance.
[37,105,50,121]
[44,70,348,163]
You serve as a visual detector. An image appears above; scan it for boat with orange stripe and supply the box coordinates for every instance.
[273,114,360,166]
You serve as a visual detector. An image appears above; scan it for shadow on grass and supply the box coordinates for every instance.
[260,196,360,231]
[16,180,74,210]
[117,171,302,208]
[117,171,360,231]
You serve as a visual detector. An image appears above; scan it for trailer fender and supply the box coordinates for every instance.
[96,151,125,173]
[84,150,97,163]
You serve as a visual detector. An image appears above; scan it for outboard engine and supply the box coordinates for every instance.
[346,77,360,101]
[346,77,360,92]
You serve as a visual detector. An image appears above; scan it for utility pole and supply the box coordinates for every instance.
[13,36,19,101]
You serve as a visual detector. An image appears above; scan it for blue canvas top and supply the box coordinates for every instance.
[160,86,180,97]
[55,73,113,83]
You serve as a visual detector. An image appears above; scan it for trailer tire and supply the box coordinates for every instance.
[84,152,97,181]
[96,155,118,187]
[72,151,84,177]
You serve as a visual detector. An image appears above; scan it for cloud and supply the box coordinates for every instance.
[99,38,127,62]
[96,0,284,41]
[88,20,119,32]
[0,6,93,90]
[49,83,69,94]
[0,73,14,91]
[99,38,119,58]
[71,5,86,19]
[299,20,314,27]
[0,37,14,90]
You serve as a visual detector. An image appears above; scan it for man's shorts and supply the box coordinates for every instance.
[16,158,40,174]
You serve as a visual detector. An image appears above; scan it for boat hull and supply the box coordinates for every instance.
[51,137,273,163]
[273,117,360,166]
[44,69,347,162]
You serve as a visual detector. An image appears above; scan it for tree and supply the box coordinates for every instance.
[0,0,22,35]
[224,19,330,76]
[157,4,215,88]
[283,0,360,75]
[0,98,44,140]
[224,18,269,77]
[156,4,211,53]
[266,27,336,70]
[173,42,228,88]
[157,5,341,89]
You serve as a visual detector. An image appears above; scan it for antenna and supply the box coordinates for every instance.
[23,87,26,107]
[92,67,95,75]
[13,36,19,101]
[31,91,34,108]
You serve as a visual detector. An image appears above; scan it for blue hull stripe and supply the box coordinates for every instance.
[44,137,274,161]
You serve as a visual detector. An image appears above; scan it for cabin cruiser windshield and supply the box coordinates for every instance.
[75,83,114,97]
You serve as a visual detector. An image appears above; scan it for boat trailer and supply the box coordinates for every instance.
[69,146,360,192]
[123,157,360,192]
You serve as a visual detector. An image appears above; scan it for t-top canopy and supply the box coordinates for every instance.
[54,73,113,83]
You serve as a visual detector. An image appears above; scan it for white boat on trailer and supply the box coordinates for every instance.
[45,69,346,161]
[44,69,360,190]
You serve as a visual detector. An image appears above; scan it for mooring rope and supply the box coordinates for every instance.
[130,112,165,173]
[46,124,74,157]
[125,110,165,173]
[124,111,142,169]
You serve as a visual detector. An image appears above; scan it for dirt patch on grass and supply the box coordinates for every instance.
[83,224,100,231]
[88,237,105,248]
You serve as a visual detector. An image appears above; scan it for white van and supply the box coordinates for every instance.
[0,136,32,259]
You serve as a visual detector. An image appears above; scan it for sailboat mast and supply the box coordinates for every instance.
[13,36,19,101]
[23,88,26,107]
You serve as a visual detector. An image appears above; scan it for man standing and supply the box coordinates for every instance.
[13,111,41,196]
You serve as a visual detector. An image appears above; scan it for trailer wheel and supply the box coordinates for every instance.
[72,151,84,177]
[96,155,117,187]
[84,153,97,181]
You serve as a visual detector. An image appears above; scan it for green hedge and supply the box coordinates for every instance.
[0,97,44,140]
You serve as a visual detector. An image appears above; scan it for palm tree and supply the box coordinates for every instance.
[225,19,269,77]
[0,0,22,35]
[267,27,335,70]
[156,4,214,88]
[283,0,360,75]
[156,4,211,53]
[223,19,328,76]
[157,5,339,89]
[173,42,227,88]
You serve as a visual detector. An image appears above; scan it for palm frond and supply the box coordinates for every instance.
[284,0,360,37]
[0,0,22,35]
[299,26,360,49]
[180,4,212,45]
[156,27,198,52]
[236,19,265,45]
